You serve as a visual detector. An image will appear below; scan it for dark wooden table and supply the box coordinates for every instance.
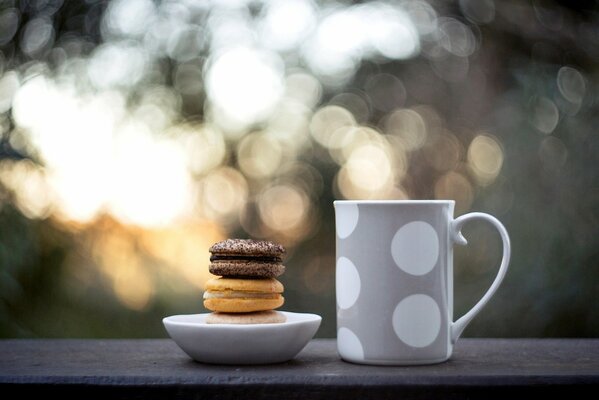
[1,339,597,399]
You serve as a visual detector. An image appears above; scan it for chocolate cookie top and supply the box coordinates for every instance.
[209,239,286,258]
[209,239,286,278]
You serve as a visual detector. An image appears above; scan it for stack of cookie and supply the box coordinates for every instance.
[203,239,287,324]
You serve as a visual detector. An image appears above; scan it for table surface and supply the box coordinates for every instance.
[1,339,598,399]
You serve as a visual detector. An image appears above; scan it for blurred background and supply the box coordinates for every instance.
[0,0,597,338]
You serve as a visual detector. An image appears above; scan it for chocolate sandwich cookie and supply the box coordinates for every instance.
[209,239,285,278]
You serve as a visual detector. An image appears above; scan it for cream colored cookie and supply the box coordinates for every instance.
[204,277,284,293]
[206,310,286,324]
[203,296,284,313]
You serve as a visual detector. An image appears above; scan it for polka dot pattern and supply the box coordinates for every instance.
[391,221,439,276]
[392,294,441,348]
[336,203,359,239]
[336,257,361,310]
[335,202,451,363]
[337,327,364,361]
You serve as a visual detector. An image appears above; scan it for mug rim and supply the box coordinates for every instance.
[334,200,455,205]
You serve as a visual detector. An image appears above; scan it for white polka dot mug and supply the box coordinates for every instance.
[334,200,510,365]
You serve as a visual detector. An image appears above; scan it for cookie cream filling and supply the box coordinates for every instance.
[210,255,282,263]
[203,291,280,299]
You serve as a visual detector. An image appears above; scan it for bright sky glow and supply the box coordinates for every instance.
[11,75,192,227]
[206,47,284,127]
[259,0,316,51]
[4,0,429,228]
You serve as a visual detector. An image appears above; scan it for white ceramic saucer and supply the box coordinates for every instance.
[163,311,321,364]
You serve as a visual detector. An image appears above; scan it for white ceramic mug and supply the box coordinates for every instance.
[334,200,510,365]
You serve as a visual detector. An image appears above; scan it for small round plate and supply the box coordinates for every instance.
[163,311,322,365]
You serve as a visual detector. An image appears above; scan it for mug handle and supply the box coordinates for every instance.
[450,212,511,343]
